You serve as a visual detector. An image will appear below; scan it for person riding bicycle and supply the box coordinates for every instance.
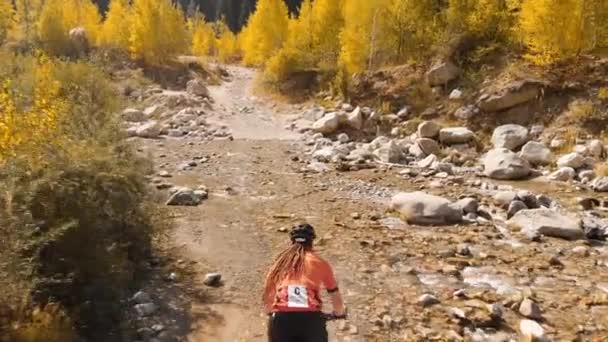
[264,223,346,342]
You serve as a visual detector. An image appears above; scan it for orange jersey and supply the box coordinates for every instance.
[267,252,338,313]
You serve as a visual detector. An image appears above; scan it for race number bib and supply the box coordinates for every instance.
[287,285,309,308]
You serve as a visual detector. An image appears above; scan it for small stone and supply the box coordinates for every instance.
[557,152,585,169]
[351,212,361,220]
[134,303,158,317]
[508,200,528,219]
[456,243,471,256]
[158,170,171,178]
[337,133,350,143]
[494,191,517,208]
[418,294,440,307]
[417,121,441,139]
[151,324,165,333]
[519,319,548,341]
[455,197,478,214]
[519,298,542,320]
[204,273,222,287]
[132,291,151,304]
[572,245,590,257]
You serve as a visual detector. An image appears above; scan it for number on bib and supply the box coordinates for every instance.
[287,285,309,308]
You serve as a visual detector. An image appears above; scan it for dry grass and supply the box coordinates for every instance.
[596,163,608,177]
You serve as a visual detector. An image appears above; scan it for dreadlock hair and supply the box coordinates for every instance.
[263,241,311,304]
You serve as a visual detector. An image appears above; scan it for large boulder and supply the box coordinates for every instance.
[390,192,462,225]
[508,208,583,240]
[439,127,475,145]
[478,80,542,112]
[312,113,340,134]
[374,141,403,163]
[427,61,460,86]
[592,177,608,192]
[548,167,575,182]
[491,124,529,150]
[186,79,210,98]
[483,148,531,180]
[557,152,585,169]
[416,138,440,156]
[346,106,364,130]
[417,121,440,139]
[519,141,552,165]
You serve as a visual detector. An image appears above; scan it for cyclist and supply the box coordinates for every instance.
[264,223,346,342]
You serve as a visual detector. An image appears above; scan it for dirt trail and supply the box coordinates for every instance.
[151,66,369,342]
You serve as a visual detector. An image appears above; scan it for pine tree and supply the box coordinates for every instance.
[100,0,131,50]
[241,0,289,66]
[0,0,13,45]
[190,13,216,57]
[130,0,189,64]
[519,0,591,65]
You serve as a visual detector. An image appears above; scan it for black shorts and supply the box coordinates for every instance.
[268,311,328,342]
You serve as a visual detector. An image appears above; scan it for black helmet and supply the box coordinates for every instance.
[290,224,316,244]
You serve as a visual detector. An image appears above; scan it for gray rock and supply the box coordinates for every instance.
[408,143,426,158]
[582,216,607,240]
[123,108,146,122]
[132,291,151,304]
[491,124,529,150]
[592,177,608,192]
[137,327,154,340]
[186,79,210,97]
[134,121,161,139]
[167,129,184,137]
[519,319,548,342]
[439,127,475,145]
[390,192,462,225]
[578,169,596,183]
[341,103,354,112]
[427,61,460,86]
[587,139,604,157]
[519,141,552,165]
[204,273,222,287]
[454,105,476,120]
[346,107,364,130]
[134,303,158,317]
[478,80,541,112]
[417,154,438,169]
[529,124,544,138]
[494,191,517,208]
[455,198,478,214]
[449,89,463,100]
[483,148,531,180]
[312,112,340,134]
[337,133,350,143]
[417,121,440,139]
[374,141,402,163]
[519,299,542,320]
[507,200,528,219]
[557,152,584,169]
[166,187,207,206]
[418,294,440,307]
[508,208,583,240]
[516,190,539,209]
[549,167,575,182]
[416,138,440,156]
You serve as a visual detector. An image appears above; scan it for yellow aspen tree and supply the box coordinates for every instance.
[37,0,101,55]
[11,0,44,44]
[519,0,591,65]
[0,0,13,45]
[130,0,188,64]
[338,0,390,76]
[311,0,344,69]
[447,0,513,40]
[385,0,442,62]
[216,20,239,62]
[241,0,289,66]
[264,1,313,81]
[598,0,608,47]
[190,13,216,57]
[100,0,131,50]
